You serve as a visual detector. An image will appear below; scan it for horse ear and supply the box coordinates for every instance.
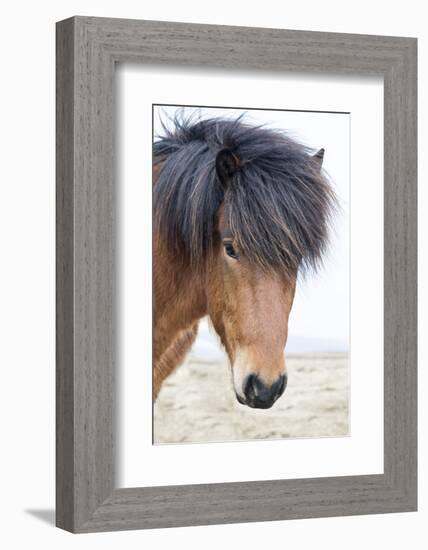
[216,148,240,188]
[312,148,325,170]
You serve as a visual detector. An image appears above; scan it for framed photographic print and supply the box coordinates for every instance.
[56,16,417,532]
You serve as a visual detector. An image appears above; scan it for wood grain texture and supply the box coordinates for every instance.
[56,17,75,532]
[56,16,417,533]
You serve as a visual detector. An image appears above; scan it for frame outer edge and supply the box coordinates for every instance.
[56,16,76,532]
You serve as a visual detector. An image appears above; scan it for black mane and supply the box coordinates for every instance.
[153,113,336,275]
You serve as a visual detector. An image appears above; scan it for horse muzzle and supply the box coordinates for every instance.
[236,373,287,409]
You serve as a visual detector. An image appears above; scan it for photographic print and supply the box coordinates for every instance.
[153,105,350,445]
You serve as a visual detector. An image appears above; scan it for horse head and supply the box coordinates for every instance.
[153,116,334,408]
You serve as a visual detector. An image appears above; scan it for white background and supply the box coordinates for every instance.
[0,1,426,549]
[118,69,383,488]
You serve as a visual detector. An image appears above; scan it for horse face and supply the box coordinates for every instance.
[207,209,296,409]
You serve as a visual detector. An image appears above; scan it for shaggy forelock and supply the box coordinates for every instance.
[153,112,337,275]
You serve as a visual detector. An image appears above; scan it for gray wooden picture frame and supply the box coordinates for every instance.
[56,16,417,533]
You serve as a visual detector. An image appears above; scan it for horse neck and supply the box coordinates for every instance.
[154,238,207,360]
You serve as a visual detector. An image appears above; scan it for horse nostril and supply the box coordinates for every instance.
[244,374,258,402]
[275,374,287,399]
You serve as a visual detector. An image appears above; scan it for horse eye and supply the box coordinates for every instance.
[224,241,239,260]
